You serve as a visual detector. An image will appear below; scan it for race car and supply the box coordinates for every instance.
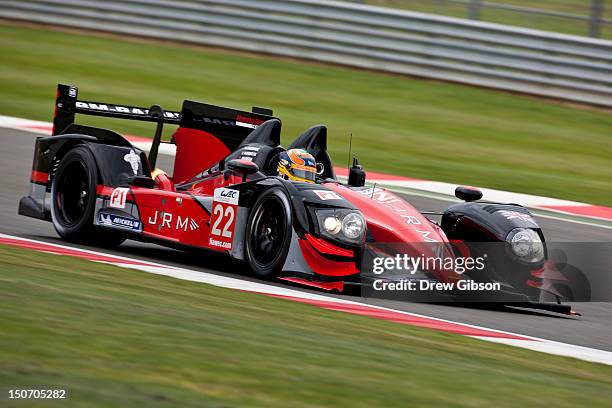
[19,84,366,283]
[19,84,575,314]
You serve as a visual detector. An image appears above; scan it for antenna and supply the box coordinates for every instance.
[347,132,353,172]
[371,183,377,199]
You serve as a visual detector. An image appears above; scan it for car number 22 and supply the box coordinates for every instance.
[209,188,240,250]
[211,204,234,238]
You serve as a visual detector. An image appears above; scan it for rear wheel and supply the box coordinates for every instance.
[245,188,292,278]
[51,146,125,248]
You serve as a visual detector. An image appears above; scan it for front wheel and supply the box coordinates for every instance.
[245,188,292,278]
[50,146,125,248]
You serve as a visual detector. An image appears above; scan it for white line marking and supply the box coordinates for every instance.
[1,232,611,366]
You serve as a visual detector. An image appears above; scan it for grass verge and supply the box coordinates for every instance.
[1,245,612,407]
[0,23,611,205]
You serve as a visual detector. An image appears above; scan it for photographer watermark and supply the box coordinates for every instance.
[369,253,497,294]
[373,279,500,292]
[361,241,612,303]
[372,253,486,275]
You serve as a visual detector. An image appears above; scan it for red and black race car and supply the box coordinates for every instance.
[19,84,576,314]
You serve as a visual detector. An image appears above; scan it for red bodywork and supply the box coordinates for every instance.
[97,125,460,288]
[98,125,245,251]
[324,183,461,284]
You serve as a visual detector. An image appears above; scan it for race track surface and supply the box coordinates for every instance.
[2,127,611,352]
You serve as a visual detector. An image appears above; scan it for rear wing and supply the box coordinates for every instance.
[53,83,274,135]
[52,84,277,171]
[53,84,182,136]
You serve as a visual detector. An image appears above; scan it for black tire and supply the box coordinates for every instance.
[553,264,591,302]
[245,188,292,278]
[51,146,126,248]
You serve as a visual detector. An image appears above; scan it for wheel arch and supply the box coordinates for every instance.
[46,135,149,189]
[243,184,294,278]
[20,133,149,221]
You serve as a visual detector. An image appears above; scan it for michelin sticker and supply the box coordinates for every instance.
[123,150,140,175]
[98,212,142,232]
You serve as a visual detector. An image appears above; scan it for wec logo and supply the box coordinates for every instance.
[214,188,240,205]
[221,190,238,199]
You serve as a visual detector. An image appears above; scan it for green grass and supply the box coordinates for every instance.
[346,0,612,39]
[1,245,612,407]
[0,23,611,205]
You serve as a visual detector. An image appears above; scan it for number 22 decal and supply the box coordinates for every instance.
[209,188,240,251]
[211,204,235,238]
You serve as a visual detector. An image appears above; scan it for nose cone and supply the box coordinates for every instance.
[325,183,459,284]
[325,183,448,244]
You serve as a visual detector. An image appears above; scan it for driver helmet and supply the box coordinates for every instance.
[277,149,316,183]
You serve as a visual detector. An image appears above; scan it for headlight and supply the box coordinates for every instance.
[323,216,342,235]
[314,209,365,243]
[342,212,365,239]
[507,228,544,263]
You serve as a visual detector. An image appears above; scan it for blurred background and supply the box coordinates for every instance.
[0,0,611,206]
[346,0,612,38]
[1,3,612,406]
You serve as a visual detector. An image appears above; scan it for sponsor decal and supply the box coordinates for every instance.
[200,116,263,128]
[147,211,199,232]
[235,115,265,126]
[415,229,438,243]
[213,188,240,205]
[98,212,142,232]
[498,210,535,223]
[358,187,402,204]
[75,101,180,119]
[209,188,240,250]
[240,146,260,160]
[109,187,129,209]
[208,238,232,250]
[235,115,264,129]
[358,187,439,242]
[123,150,140,175]
[313,190,342,201]
[235,121,258,129]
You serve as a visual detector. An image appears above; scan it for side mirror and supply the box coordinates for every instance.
[455,186,483,202]
[227,159,259,182]
[348,158,366,187]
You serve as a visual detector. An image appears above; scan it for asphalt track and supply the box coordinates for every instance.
[2,127,611,352]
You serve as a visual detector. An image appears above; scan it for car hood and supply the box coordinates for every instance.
[324,183,448,243]
[324,183,459,283]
